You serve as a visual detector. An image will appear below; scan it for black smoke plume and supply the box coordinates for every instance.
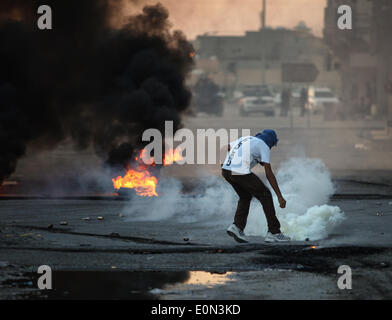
[0,0,194,183]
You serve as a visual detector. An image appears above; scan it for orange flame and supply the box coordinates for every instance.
[112,165,158,197]
[112,147,182,197]
[163,147,183,165]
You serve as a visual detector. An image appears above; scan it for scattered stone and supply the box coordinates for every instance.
[376,212,382,216]
[354,143,369,151]
[0,261,9,268]
[183,237,189,242]
[60,221,68,225]
[109,232,120,237]
[47,224,54,229]
[20,233,34,237]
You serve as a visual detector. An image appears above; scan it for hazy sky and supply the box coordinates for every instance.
[126,0,327,39]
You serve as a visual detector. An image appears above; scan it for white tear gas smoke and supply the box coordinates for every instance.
[123,158,345,241]
[246,158,345,240]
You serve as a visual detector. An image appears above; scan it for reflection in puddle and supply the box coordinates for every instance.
[183,271,234,287]
[152,271,236,298]
[4,270,235,300]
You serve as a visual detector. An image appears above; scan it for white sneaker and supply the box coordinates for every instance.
[265,232,291,243]
[227,224,248,243]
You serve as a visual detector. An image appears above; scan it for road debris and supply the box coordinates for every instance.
[354,143,370,151]
[109,232,120,237]
[0,261,9,268]
[20,233,34,237]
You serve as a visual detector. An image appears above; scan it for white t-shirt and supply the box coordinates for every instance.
[222,136,270,174]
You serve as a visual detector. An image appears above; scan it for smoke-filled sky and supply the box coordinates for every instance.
[125,0,327,39]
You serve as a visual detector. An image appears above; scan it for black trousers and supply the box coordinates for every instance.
[222,169,281,234]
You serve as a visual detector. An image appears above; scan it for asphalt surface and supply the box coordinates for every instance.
[1,184,392,299]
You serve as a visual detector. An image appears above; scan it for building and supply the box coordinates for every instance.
[324,0,392,119]
[371,0,392,124]
[324,0,376,116]
[192,21,341,96]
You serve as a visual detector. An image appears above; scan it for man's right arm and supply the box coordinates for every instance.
[220,144,231,165]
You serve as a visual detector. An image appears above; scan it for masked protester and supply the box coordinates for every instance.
[222,129,290,243]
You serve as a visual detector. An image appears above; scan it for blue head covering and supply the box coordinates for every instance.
[255,129,278,149]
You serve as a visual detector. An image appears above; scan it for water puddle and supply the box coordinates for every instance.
[3,270,235,300]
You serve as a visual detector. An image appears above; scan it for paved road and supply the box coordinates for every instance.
[1,183,392,299]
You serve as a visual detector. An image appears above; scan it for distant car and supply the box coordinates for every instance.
[272,91,281,105]
[238,86,276,117]
[193,77,224,116]
[307,87,339,114]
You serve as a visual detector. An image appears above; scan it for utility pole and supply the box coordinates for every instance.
[261,0,267,84]
[262,0,266,29]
